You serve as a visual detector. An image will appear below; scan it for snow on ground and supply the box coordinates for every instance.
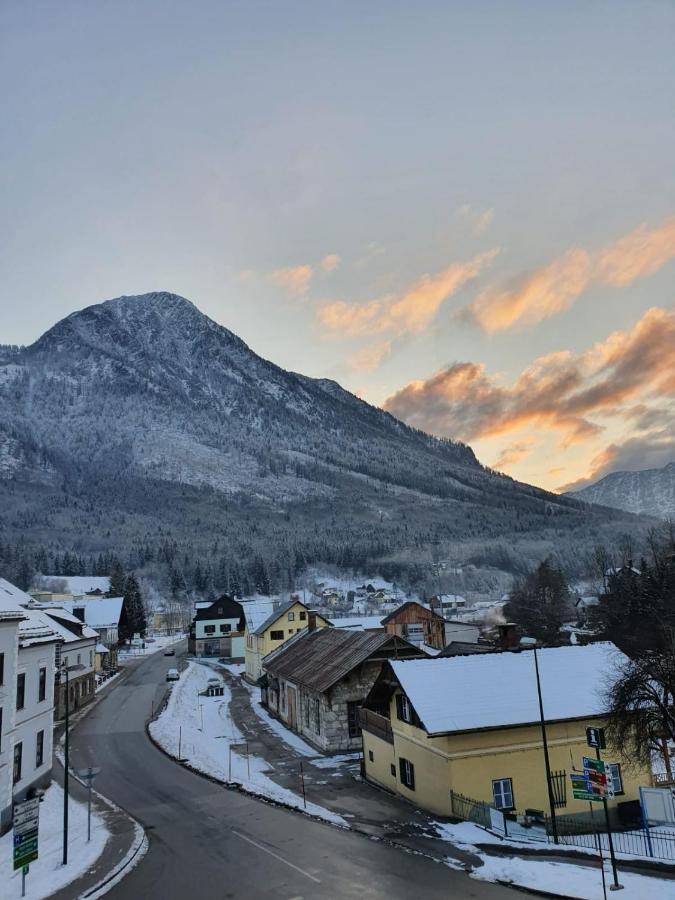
[150,662,347,826]
[472,852,675,899]
[95,669,122,693]
[0,782,109,900]
[118,632,185,659]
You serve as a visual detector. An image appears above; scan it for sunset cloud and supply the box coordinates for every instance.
[348,340,392,372]
[318,249,498,338]
[270,264,313,296]
[468,217,675,332]
[383,306,675,457]
[492,440,534,471]
[320,253,341,273]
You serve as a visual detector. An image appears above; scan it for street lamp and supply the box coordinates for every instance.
[60,662,85,866]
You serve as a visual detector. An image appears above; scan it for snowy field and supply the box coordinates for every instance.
[0,783,109,900]
[150,662,347,826]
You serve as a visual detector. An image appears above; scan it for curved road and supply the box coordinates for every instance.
[71,643,518,899]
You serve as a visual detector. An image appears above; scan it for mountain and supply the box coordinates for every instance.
[0,292,642,587]
[567,462,675,519]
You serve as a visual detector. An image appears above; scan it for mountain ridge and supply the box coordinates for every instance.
[567,461,675,519]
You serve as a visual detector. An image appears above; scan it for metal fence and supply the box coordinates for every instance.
[449,790,675,861]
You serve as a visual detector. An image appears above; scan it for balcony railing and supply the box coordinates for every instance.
[359,708,394,744]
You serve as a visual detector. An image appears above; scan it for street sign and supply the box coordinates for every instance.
[586,726,606,749]
[573,789,604,802]
[13,799,39,870]
[586,770,607,786]
[583,756,606,774]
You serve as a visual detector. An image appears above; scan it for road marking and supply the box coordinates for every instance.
[231,829,321,884]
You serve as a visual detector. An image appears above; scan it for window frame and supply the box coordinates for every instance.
[299,611,307,621]
[13,741,22,784]
[347,701,362,738]
[203,624,216,635]
[16,672,26,711]
[608,763,624,795]
[270,629,284,641]
[0,651,4,685]
[36,730,44,768]
[399,757,415,790]
[38,667,47,703]
[288,611,295,622]
[314,698,321,734]
[492,777,515,811]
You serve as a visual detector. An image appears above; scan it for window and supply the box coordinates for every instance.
[38,667,47,703]
[492,778,514,810]
[395,693,413,723]
[304,698,310,728]
[89,650,93,667]
[314,698,321,734]
[13,742,22,784]
[36,730,44,768]
[77,653,81,665]
[270,630,284,641]
[0,652,4,685]
[220,623,231,633]
[288,629,294,635]
[390,763,396,777]
[347,701,362,738]
[368,750,374,762]
[399,758,415,790]
[16,673,25,711]
[288,611,295,621]
[0,708,2,752]
[609,763,624,795]
[299,611,306,621]
[204,625,216,634]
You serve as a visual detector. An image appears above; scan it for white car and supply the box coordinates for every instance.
[166,668,180,682]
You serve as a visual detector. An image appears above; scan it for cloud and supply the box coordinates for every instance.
[270,264,313,296]
[492,440,534,471]
[318,249,498,338]
[348,340,392,372]
[560,432,675,492]
[320,254,341,273]
[472,208,494,236]
[383,306,675,452]
[468,217,675,332]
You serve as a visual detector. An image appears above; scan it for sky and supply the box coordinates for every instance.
[2,1,674,492]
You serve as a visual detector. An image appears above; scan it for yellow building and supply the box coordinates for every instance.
[242,597,331,683]
[360,643,651,824]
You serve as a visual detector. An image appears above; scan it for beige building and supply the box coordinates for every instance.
[360,643,651,825]
[242,597,330,683]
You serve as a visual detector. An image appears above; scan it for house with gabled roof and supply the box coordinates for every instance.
[241,597,331,683]
[262,627,425,752]
[359,643,651,822]
[381,601,447,650]
[188,595,245,659]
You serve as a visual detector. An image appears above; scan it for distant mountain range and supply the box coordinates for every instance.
[0,292,642,582]
[568,462,675,519]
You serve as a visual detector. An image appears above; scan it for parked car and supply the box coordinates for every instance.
[164,647,175,656]
[166,668,180,682]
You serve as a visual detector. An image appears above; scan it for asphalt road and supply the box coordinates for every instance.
[70,643,519,899]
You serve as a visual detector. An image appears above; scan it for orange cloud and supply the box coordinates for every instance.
[271,264,313,296]
[383,306,675,450]
[318,249,498,337]
[320,254,341,273]
[492,440,534,471]
[468,217,675,332]
[348,340,392,372]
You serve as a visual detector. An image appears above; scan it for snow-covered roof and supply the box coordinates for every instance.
[240,597,285,631]
[31,596,123,628]
[0,577,30,620]
[41,608,99,643]
[390,643,626,736]
[37,575,111,595]
[18,607,59,648]
[330,616,384,631]
[95,643,109,653]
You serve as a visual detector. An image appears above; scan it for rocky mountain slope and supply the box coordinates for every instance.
[568,462,675,519]
[0,292,642,580]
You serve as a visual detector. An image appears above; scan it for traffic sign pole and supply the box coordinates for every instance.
[596,744,622,891]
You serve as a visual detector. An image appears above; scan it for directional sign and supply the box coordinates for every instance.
[13,798,39,870]
[587,770,607,786]
[586,727,606,749]
[583,756,606,774]
[573,789,605,802]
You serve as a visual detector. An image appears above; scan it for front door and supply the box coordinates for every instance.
[287,686,297,730]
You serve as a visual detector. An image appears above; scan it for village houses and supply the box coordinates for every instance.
[242,597,330,683]
[359,643,651,824]
[261,627,424,753]
[381,601,448,651]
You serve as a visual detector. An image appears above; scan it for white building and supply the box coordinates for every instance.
[0,579,59,832]
[40,608,98,719]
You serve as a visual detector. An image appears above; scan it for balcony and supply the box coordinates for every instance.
[359,708,394,744]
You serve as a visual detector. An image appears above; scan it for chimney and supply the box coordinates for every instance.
[497,622,519,650]
[307,611,317,632]
[73,606,85,623]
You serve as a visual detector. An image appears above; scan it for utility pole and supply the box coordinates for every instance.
[532,646,558,843]
[61,662,85,866]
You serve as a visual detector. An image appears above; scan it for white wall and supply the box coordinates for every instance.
[13,641,56,800]
[0,619,20,828]
[195,617,241,640]
[444,622,480,644]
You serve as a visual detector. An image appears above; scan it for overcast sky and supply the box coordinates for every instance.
[2,1,674,491]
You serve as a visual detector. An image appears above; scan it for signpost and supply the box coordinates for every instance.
[586,726,606,749]
[586,730,622,890]
[13,797,40,897]
[76,767,101,842]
